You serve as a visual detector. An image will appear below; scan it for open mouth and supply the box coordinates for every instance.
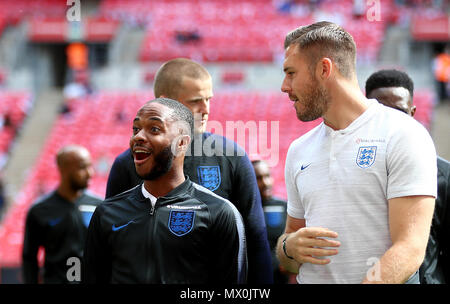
[133,149,152,163]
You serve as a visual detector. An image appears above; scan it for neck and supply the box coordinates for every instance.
[57,183,82,203]
[323,77,368,130]
[143,164,186,198]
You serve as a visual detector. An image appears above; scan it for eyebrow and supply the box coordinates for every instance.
[148,117,164,123]
[188,96,213,102]
[133,116,164,123]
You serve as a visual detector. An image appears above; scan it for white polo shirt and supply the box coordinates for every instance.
[285,99,437,284]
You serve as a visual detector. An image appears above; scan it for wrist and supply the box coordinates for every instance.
[283,235,294,260]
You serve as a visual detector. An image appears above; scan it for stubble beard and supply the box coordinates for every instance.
[139,146,174,181]
[296,80,330,122]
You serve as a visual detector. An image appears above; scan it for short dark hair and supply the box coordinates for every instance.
[365,69,414,99]
[153,58,210,99]
[284,21,357,79]
[145,97,194,139]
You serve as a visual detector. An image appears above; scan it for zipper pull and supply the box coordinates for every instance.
[150,204,155,215]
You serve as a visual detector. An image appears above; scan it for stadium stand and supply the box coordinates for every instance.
[0,91,33,170]
[98,0,389,64]
[0,0,446,283]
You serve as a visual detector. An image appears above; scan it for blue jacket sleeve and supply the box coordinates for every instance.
[232,153,273,284]
[22,207,42,284]
[82,207,111,283]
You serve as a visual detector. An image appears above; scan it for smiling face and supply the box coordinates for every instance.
[281,45,330,122]
[130,103,177,180]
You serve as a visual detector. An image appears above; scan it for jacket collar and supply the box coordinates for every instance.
[132,176,192,203]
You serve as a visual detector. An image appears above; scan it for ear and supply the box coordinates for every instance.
[316,57,333,81]
[410,105,416,117]
[173,134,191,157]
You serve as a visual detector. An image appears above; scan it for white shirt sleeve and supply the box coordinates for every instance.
[285,142,305,219]
[386,119,437,200]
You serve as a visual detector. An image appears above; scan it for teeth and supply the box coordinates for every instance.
[135,150,150,154]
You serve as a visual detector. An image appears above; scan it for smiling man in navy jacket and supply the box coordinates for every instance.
[105,58,273,284]
[84,98,247,283]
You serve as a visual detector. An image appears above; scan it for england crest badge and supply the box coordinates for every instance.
[356,146,377,169]
[197,166,221,191]
[168,210,195,237]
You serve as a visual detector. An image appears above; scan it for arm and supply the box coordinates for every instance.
[212,203,247,284]
[82,208,111,283]
[233,154,273,284]
[362,195,435,284]
[22,209,41,284]
[276,215,340,274]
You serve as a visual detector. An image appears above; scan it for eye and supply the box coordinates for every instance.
[150,126,161,133]
[132,126,140,135]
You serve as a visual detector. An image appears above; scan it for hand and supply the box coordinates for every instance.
[285,227,340,265]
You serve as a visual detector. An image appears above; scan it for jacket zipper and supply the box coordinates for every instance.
[145,199,158,283]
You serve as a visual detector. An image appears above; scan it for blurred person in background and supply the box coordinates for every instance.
[22,145,101,283]
[105,58,273,284]
[0,173,5,220]
[432,44,450,103]
[251,157,294,284]
[366,68,450,284]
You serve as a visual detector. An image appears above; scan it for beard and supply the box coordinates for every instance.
[295,78,330,122]
[138,146,174,180]
[69,177,88,192]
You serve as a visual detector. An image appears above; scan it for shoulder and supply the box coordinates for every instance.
[287,123,323,160]
[114,148,133,162]
[110,149,133,169]
[437,156,450,178]
[438,156,450,170]
[29,191,56,210]
[203,132,247,156]
[191,182,240,215]
[374,102,429,134]
[82,190,103,204]
[98,185,141,211]
[104,184,140,203]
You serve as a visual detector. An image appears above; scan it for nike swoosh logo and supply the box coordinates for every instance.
[112,220,135,232]
[301,163,311,170]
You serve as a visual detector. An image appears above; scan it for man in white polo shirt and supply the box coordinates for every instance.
[275,21,437,284]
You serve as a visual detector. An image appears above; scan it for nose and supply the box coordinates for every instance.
[133,128,146,142]
[199,99,210,115]
[281,77,291,94]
